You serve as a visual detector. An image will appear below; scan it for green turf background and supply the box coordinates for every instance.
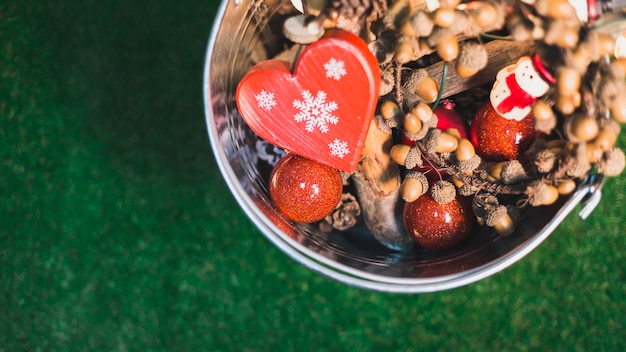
[2,1,626,351]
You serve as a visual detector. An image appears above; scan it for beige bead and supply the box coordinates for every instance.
[390,144,411,166]
[455,138,476,162]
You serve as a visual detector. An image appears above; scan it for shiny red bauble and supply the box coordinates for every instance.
[269,153,343,223]
[403,193,475,250]
[470,102,537,161]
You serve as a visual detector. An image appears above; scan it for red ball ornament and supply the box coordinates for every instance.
[469,101,537,161]
[403,193,475,250]
[269,153,343,223]
[470,55,554,161]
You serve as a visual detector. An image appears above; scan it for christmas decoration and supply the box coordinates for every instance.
[233,0,626,251]
[236,29,380,173]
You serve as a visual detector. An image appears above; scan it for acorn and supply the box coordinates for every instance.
[456,42,488,78]
[544,21,579,49]
[395,42,415,64]
[433,7,456,28]
[454,138,476,161]
[436,34,459,61]
[557,67,581,96]
[425,128,459,154]
[400,171,429,202]
[528,182,560,206]
[533,100,557,134]
[380,100,403,121]
[404,112,423,134]
[597,148,626,176]
[555,92,579,116]
[411,101,435,123]
[402,10,434,37]
[585,142,604,163]
[557,179,577,195]
[535,0,577,20]
[403,69,439,104]
[390,144,412,166]
[565,114,600,143]
[467,1,501,30]
[591,128,619,152]
[610,98,626,123]
[485,205,515,237]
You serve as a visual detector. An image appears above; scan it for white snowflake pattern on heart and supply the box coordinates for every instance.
[292,90,339,133]
[324,58,347,81]
[328,138,350,159]
[255,90,277,111]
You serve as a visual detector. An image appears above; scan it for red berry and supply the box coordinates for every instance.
[403,193,475,250]
[470,102,537,161]
[269,153,343,223]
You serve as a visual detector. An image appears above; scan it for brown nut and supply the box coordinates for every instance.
[414,76,439,104]
[403,113,423,134]
[455,138,476,162]
[436,131,459,153]
[411,101,434,123]
[395,42,414,64]
[557,179,577,195]
[557,67,581,96]
[436,35,459,62]
[433,8,456,28]
[390,144,412,166]
[401,176,427,202]
[569,114,599,142]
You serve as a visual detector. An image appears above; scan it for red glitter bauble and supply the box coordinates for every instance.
[269,153,343,223]
[470,102,537,161]
[403,194,475,250]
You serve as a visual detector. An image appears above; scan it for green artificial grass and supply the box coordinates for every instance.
[2,1,626,351]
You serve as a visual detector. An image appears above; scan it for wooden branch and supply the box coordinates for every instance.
[351,118,414,251]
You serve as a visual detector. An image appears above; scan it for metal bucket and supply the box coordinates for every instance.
[202,0,605,293]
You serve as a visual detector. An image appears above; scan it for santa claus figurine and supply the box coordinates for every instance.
[470,54,555,161]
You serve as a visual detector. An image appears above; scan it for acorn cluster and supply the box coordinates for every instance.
[318,0,626,240]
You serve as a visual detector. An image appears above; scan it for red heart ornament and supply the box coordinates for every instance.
[236,29,380,173]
